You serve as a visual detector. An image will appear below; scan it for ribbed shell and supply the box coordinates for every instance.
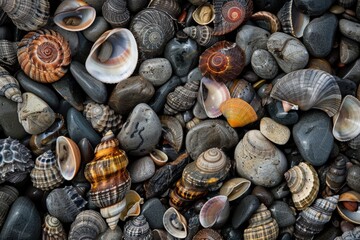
[164,80,200,115]
[294,195,339,240]
[244,204,279,240]
[148,0,181,18]
[83,102,122,135]
[42,214,67,240]
[251,11,281,33]
[220,98,258,128]
[30,150,64,191]
[335,227,360,240]
[102,0,130,27]
[160,115,183,152]
[326,155,347,191]
[0,137,33,184]
[0,65,22,103]
[17,29,71,83]
[0,185,18,227]
[270,69,342,117]
[285,162,320,210]
[183,26,219,47]
[0,40,17,67]
[124,215,153,240]
[0,0,49,31]
[68,210,107,240]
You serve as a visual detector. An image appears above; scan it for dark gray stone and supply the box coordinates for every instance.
[82,17,110,42]
[269,201,296,227]
[97,226,123,240]
[128,156,156,183]
[0,96,27,139]
[139,58,173,86]
[231,195,260,228]
[336,78,357,98]
[340,19,360,43]
[141,198,166,229]
[267,100,299,125]
[340,37,360,64]
[294,0,335,16]
[270,182,291,199]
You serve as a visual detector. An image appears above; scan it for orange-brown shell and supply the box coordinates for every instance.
[169,179,208,209]
[251,11,281,33]
[220,98,258,127]
[199,40,245,83]
[17,29,71,83]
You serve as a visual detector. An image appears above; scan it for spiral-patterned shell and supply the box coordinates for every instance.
[17,29,71,83]
[0,66,22,103]
[42,214,67,240]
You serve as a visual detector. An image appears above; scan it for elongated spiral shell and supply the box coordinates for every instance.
[0,66,22,103]
[17,29,71,83]
[0,185,18,227]
[68,210,107,240]
[183,25,219,47]
[42,214,67,240]
[124,215,153,240]
[0,40,17,67]
[102,0,130,27]
[326,155,347,191]
[0,0,50,31]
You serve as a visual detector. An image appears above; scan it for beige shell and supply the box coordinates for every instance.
[119,190,144,221]
[0,66,22,103]
[337,191,360,225]
[183,25,219,47]
[260,117,290,145]
[42,214,67,240]
[219,178,251,201]
[56,136,81,181]
[163,207,187,239]
[192,3,215,25]
[150,149,168,167]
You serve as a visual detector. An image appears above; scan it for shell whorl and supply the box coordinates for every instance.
[42,214,67,240]
[102,0,130,27]
[326,155,347,191]
[0,40,18,67]
[183,26,219,47]
[0,66,22,103]
[123,215,153,240]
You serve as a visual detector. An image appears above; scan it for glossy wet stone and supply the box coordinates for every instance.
[337,78,357,98]
[128,156,156,183]
[231,195,260,229]
[270,182,290,199]
[141,198,166,229]
[269,201,295,227]
[266,100,299,125]
[294,0,335,16]
[340,19,360,43]
[0,96,27,139]
[83,17,110,42]
[221,226,243,240]
[340,37,360,64]
[293,110,333,166]
[139,58,173,87]
[252,186,274,207]
[346,165,360,192]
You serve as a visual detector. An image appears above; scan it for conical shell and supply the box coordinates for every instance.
[285,162,320,210]
[56,136,81,181]
[148,0,181,19]
[0,40,18,67]
[68,210,107,240]
[183,25,219,47]
[124,215,153,240]
[326,154,347,191]
[102,0,130,27]
[163,207,187,239]
[0,66,22,103]
[42,214,67,240]
[219,98,258,128]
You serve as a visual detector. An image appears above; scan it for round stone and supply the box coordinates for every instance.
[294,0,334,16]
[252,186,275,207]
[139,58,173,86]
[141,198,166,229]
[267,100,299,126]
[260,117,291,145]
[231,195,260,228]
[269,201,296,227]
[128,156,156,183]
[340,19,360,43]
[340,37,360,64]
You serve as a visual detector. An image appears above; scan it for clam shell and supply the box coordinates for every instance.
[160,115,183,152]
[56,136,81,181]
[219,98,258,128]
[42,214,67,240]
[85,28,138,84]
[192,3,215,25]
[199,195,230,228]
[337,191,360,224]
[149,149,168,167]
[0,65,22,103]
[68,210,107,240]
[119,190,144,221]
[251,11,282,33]
[163,207,187,239]
[219,178,251,201]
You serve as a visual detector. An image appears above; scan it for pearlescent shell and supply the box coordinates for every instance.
[149,149,168,167]
[160,115,183,153]
[17,29,71,83]
[270,69,342,117]
[219,98,258,128]
[260,117,290,145]
[199,195,230,228]
[124,215,152,240]
[42,214,67,240]
[337,191,360,225]
[56,136,81,181]
[285,162,320,210]
[85,28,138,84]
[102,0,130,27]
[54,0,96,31]
[192,3,215,25]
[0,65,22,103]
[251,11,282,33]
[68,210,107,240]
[219,178,251,201]
[163,207,187,239]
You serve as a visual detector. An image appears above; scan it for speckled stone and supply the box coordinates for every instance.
[346,165,360,192]
[232,195,260,228]
[128,156,156,183]
[340,19,360,43]
[117,103,162,156]
[294,0,335,16]
[141,198,166,229]
[269,201,296,227]
[139,58,173,86]
[0,96,27,139]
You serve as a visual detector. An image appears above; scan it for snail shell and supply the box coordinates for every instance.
[17,29,71,83]
[160,115,183,153]
[0,40,18,67]
[219,178,251,201]
[0,185,18,227]
[124,215,153,240]
[337,191,360,225]
[183,25,219,47]
[119,190,144,221]
[192,3,215,25]
[326,154,347,191]
[42,214,67,240]
[68,210,107,240]
[102,0,130,27]
[0,66,22,103]
[163,207,187,239]
[219,98,258,128]
[148,0,181,19]
[251,11,282,33]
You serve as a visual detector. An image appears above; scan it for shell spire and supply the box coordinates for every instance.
[0,66,22,103]
[326,154,347,192]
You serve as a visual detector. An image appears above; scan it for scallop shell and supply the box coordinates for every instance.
[56,136,81,181]
[0,185,18,227]
[160,115,183,153]
[17,29,71,83]
[326,154,347,191]
[163,207,187,239]
[42,214,67,240]
[0,66,22,103]
[124,215,153,240]
[148,0,181,19]
[219,98,258,128]
[192,3,215,25]
[199,195,230,228]
[270,69,342,117]
[54,0,96,31]
[0,40,18,67]
[251,11,281,33]
[85,28,138,84]
[219,178,251,201]
[337,191,360,225]
[183,25,219,47]
[68,210,107,240]
[102,0,130,27]
[285,162,320,210]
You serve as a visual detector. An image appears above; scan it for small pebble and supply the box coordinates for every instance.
[128,156,156,183]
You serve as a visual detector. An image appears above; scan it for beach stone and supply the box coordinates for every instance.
[0,197,41,240]
[187,67,203,83]
[253,0,287,13]
[252,186,274,207]
[267,100,299,125]
[128,156,156,183]
[0,96,27,139]
[340,37,360,64]
[141,198,166,229]
[139,58,173,86]
[82,17,110,42]
[251,49,278,79]
[340,19,360,43]
[232,195,260,229]
[260,117,291,145]
[303,13,338,57]
[269,201,296,227]
[346,165,360,192]
[293,110,333,166]
[294,0,335,16]
[336,78,357,98]
[118,103,162,156]
[339,58,360,84]
[270,182,291,199]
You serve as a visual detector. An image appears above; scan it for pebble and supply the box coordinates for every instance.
[269,201,296,227]
[260,117,291,145]
[340,37,360,64]
[339,58,360,84]
[139,58,173,86]
[231,195,260,229]
[118,103,162,156]
[82,17,110,42]
[141,198,166,229]
[270,182,291,199]
[267,100,299,125]
[336,78,357,98]
[294,0,334,16]
[303,13,338,57]
[97,226,123,240]
[251,49,278,79]
[128,156,156,183]
[346,165,360,192]
[293,110,334,166]
[0,96,27,139]
[251,186,274,207]
[339,19,360,43]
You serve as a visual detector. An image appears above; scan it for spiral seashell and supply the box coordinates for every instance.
[68,210,107,240]
[102,0,130,27]
[17,29,71,83]
[199,41,245,83]
[56,136,81,181]
[130,9,175,61]
[0,137,33,184]
[337,191,360,225]
[285,162,320,210]
[183,25,219,47]
[213,0,253,36]
[199,195,230,228]
[220,98,258,128]
[192,3,215,25]
[0,40,18,67]
[85,131,131,230]
[85,28,137,84]
[219,178,251,201]
[42,214,67,240]
[0,185,18,227]
[0,66,22,103]
[326,154,347,192]
[163,207,187,239]
[0,0,49,31]
[124,215,153,240]
[148,0,181,19]
[335,226,360,240]
[294,195,339,240]
[270,69,342,117]
[251,11,281,33]
[244,204,279,240]
[160,115,183,153]
[193,229,223,240]
[164,80,200,115]
[83,101,122,135]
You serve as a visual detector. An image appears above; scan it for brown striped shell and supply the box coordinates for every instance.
[42,214,67,240]
[0,65,22,103]
[17,29,71,83]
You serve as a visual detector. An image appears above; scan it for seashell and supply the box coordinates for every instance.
[251,11,282,33]
[124,215,153,240]
[337,191,360,225]
[185,117,202,130]
[42,214,67,240]
[199,40,245,83]
[219,98,258,128]
[130,9,175,61]
[251,49,278,80]
[193,229,223,240]
[17,29,71,83]
[219,178,251,201]
[294,195,339,240]
[85,131,131,230]
[192,3,215,25]
[160,115,183,153]
[83,101,122,135]
[199,195,230,228]
[119,190,144,221]
[213,0,253,36]
[85,28,138,84]
[243,203,279,240]
[56,136,81,181]
[54,0,96,31]
[284,162,320,210]
[163,207,187,239]
[0,40,18,67]
[226,79,255,101]
[326,154,347,192]
[335,226,360,240]
[260,117,291,145]
[270,69,342,117]
[198,77,231,118]
[46,185,87,223]
[0,185,18,227]
[183,25,219,47]
[102,0,130,27]
[277,0,310,38]
[149,149,168,167]
[0,66,22,103]
[0,137,33,184]
[68,210,107,240]
[30,150,64,191]
[338,0,357,8]
[148,0,181,19]
[333,95,360,142]
[0,0,49,31]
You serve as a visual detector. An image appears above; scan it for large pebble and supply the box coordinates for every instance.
[340,37,360,64]
[118,103,162,156]
[231,195,260,228]
[260,117,290,145]
[108,76,155,115]
[294,0,335,16]
[293,110,333,166]
[0,197,41,240]
[269,201,296,227]
[339,58,360,84]
[251,49,278,79]
[186,119,239,160]
[82,17,110,42]
[252,186,274,207]
[0,96,27,139]
[128,156,156,183]
[141,198,166,229]
[267,100,299,125]
[340,19,360,43]
[139,58,173,86]
[303,13,338,57]
[97,226,123,240]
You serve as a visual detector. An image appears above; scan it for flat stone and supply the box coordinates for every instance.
[260,117,291,145]
[231,195,260,228]
[139,58,173,86]
[294,0,335,16]
[0,96,27,139]
[340,37,360,64]
[340,19,360,43]
[128,156,156,183]
[141,198,166,229]
[269,201,296,227]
